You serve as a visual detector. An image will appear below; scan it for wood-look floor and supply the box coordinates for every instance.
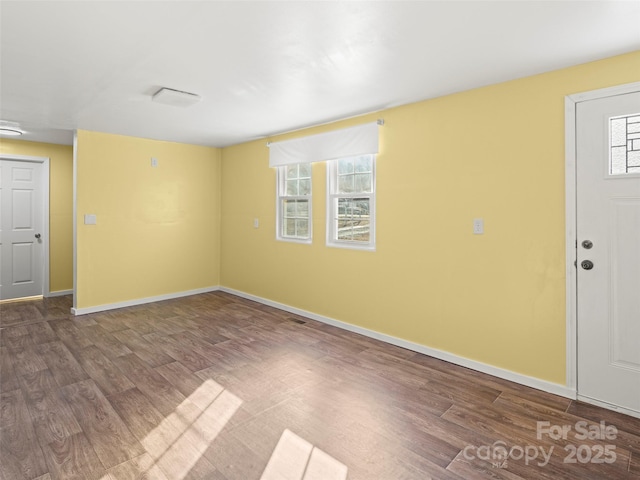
[1,292,639,480]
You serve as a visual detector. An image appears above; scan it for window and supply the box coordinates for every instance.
[610,113,640,175]
[269,121,380,248]
[327,154,375,250]
[277,163,312,242]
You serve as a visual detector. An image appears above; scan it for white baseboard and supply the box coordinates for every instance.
[71,286,220,316]
[220,286,576,400]
[46,289,73,298]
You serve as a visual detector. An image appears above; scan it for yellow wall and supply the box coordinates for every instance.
[220,51,640,385]
[75,131,221,309]
[0,139,73,293]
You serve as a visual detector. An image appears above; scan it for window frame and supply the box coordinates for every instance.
[326,154,376,251]
[276,163,312,244]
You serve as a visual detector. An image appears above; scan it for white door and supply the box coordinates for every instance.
[0,159,45,300]
[576,90,640,417]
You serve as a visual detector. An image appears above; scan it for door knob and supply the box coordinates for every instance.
[581,260,594,270]
[35,233,41,239]
[582,240,593,249]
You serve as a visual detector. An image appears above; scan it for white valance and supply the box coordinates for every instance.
[268,121,380,167]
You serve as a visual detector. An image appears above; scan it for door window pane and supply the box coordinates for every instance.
[610,114,640,175]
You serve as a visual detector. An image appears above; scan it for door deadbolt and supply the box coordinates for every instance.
[581,240,593,249]
[35,233,41,239]
[581,260,594,270]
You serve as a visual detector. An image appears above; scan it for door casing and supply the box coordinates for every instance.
[565,81,640,416]
[0,153,50,298]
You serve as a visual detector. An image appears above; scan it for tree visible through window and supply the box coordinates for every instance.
[327,155,375,249]
[277,163,312,242]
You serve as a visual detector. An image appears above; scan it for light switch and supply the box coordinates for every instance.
[473,218,484,235]
[84,214,97,225]
[253,218,259,228]
[151,157,158,167]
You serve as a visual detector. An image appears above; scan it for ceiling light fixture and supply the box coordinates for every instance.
[152,87,201,107]
[0,128,23,136]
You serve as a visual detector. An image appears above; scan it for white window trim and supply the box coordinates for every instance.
[276,165,312,244]
[326,155,376,251]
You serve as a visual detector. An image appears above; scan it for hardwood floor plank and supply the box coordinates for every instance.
[0,388,22,428]
[106,453,169,480]
[154,360,218,403]
[447,451,527,480]
[33,296,73,322]
[411,352,573,412]
[168,331,225,363]
[120,316,162,336]
[47,319,93,353]
[9,344,48,376]
[0,345,20,392]
[0,303,44,328]
[110,329,174,369]
[33,474,52,480]
[630,451,640,476]
[41,432,106,480]
[196,363,300,417]
[202,431,265,480]
[0,389,48,479]
[84,311,131,334]
[37,341,89,387]
[166,316,230,346]
[141,333,214,372]
[0,325,31,348]
[106,388,168,445]
[60,379,144,469]
[358,348,503,405]
[25,322,58,345]
[18,369,82,446]
[207,340,262,370]
[79,325,133,359]
[112,354,188,416]
[292,378,461,469]
[75,345,135,395]
[144,317,186,336]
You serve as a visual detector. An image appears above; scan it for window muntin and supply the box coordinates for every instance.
[610,113,640,175]
[277,164,311,242]
[327,155,375,250]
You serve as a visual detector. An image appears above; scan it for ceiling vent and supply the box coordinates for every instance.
[152,87,201,107]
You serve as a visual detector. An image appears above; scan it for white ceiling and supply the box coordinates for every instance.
[1,1,639,147]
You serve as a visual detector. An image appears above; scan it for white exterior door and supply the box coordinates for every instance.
[0,159,45,300]
[576,90,640,417]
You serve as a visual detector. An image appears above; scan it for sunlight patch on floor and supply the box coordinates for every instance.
[105,378,241,479]
[260,429,348,480]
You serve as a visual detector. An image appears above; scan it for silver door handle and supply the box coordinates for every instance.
[581,260,594,270]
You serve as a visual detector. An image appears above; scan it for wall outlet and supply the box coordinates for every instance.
[84,214,97,225]
[473,218,484,234]
[151,157,158,167]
